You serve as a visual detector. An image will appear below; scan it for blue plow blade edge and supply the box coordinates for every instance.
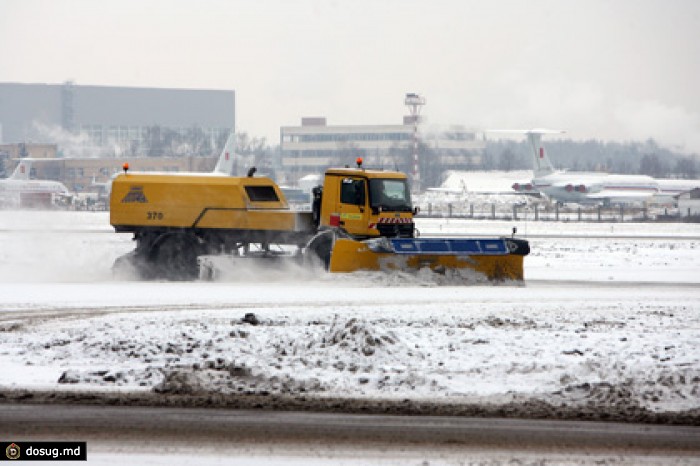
[388,238,509,256]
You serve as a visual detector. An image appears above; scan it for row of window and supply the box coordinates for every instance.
[437,132,477,141]
[79,125,230,145]
[282,131,478,144]
[283,149,483,158]
[283,132,413,143]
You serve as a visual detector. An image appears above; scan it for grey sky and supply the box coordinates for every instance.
[1,0,699,153]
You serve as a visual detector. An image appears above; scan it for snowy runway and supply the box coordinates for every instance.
[0,211,699,421]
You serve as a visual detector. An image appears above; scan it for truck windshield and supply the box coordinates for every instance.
[369,179,412,212]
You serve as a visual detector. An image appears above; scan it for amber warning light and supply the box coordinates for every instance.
[356,157,363,168]
[123,163,130,174]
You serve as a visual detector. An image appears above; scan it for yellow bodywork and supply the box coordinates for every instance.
[109,168,527,282]
[110,173,307,232]
[319,168,413,237]
[329,238,524,281]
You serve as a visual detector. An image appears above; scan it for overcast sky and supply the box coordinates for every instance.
[1,0,699,153]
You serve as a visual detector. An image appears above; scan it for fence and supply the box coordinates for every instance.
[418,202,684,223]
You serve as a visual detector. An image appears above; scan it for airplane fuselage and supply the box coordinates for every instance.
[499,129,700,206]
[532,172,659,205]
[0,179,70,195]
[0,179,71,207]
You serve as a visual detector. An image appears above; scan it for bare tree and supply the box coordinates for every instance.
[674,156,698,179]
[498,148,516,171]
[640,153,670,178]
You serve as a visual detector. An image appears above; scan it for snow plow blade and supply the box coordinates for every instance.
[329,237,526,281]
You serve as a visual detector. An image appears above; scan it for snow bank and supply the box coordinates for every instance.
[2,284,698,415]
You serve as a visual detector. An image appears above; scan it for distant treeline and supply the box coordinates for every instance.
[40,122,694,183]
[482,138,698,179]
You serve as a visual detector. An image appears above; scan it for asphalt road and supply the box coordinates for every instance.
[2,404,699,464]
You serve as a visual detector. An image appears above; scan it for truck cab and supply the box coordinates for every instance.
[315,165,415,239]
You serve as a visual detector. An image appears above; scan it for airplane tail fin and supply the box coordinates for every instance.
[213,131,237,176]
[526,130,562,177]
[9,159,32,180]
[488,129,564,177]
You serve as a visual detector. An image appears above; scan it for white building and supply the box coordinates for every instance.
[279,117,485,187]
[678,188,700,217]
[0,82,234,156]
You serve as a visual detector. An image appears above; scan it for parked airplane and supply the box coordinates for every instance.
[504,129,661,205]
[120,131,238,177]
[0,133,246,209]
[0,159,72,208]
[212,131,237,176]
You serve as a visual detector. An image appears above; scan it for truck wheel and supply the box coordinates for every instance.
[305,230,333,270]
[151,233,202,280]
[112,251,151,280]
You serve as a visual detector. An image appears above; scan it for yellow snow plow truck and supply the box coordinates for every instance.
[110,160,529,281]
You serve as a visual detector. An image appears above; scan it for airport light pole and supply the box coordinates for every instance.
[404,93,426,193]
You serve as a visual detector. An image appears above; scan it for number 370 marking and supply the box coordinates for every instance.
[147,211,164,220]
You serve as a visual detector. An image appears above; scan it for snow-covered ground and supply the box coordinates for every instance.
[0,210,699,420]
[437,170,532,193]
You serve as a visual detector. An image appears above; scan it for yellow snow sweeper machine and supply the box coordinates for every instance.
[109,159,529,281]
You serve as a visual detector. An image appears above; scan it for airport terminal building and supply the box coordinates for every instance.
[0,82,235,154]
[0,82,235,190]
[279,117,485,186]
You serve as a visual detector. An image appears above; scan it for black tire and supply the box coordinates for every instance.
[112,250,150,280]
[150,233,202,280]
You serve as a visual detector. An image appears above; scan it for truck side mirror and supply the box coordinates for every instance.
[413,206,420,215]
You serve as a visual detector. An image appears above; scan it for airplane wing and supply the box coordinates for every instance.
[585,190,657,200]
[426,187,463,194]
[496,191,541,197]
